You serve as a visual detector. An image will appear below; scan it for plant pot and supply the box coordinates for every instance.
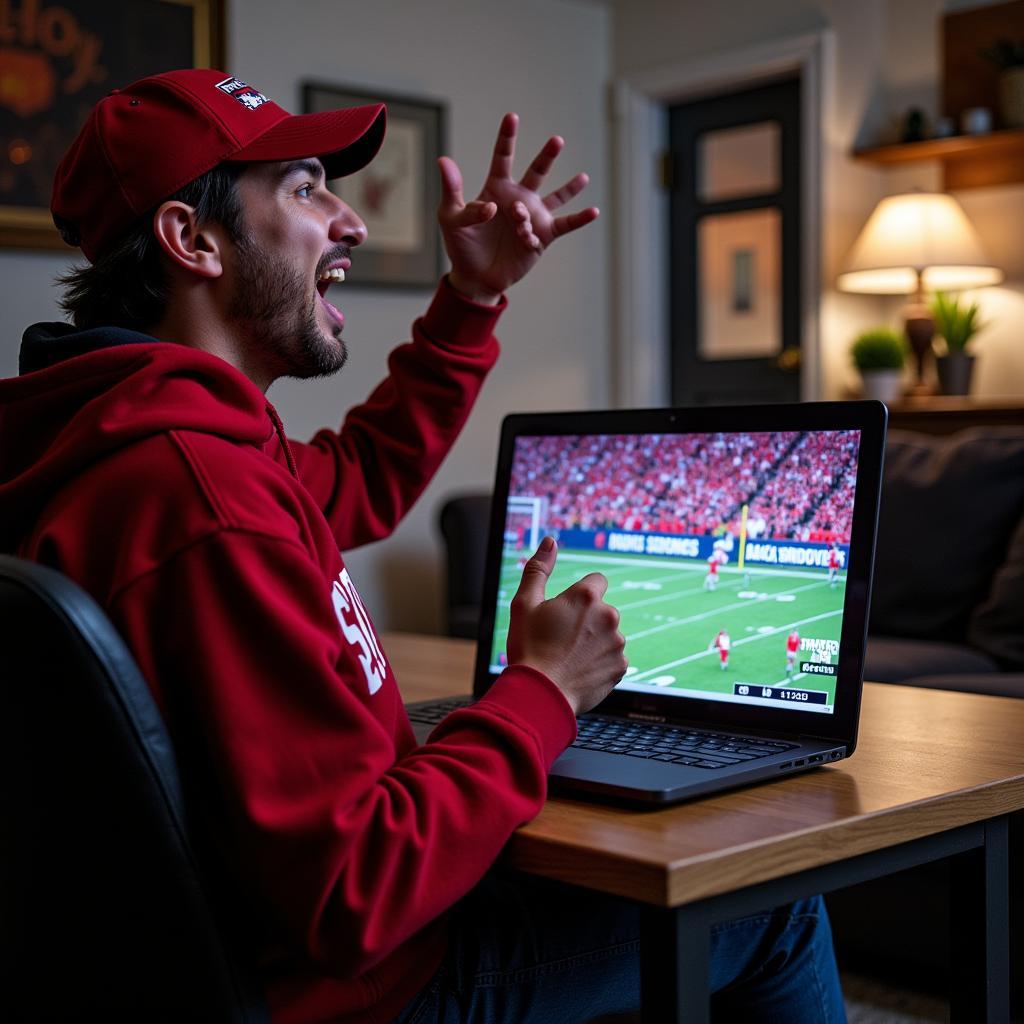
[859,369,904,404]
[936,351,976,396]
[999,67,1024,129]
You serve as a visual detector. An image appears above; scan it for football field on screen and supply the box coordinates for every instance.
[491,547,845,705]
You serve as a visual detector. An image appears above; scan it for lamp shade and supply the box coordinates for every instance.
[837,191,1003,294]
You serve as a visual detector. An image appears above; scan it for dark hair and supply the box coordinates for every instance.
[56,162,247,332]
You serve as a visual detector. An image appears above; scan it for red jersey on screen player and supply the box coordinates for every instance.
[709,628,731,669]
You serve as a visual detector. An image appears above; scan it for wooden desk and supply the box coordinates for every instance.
[385,631,1024,1022]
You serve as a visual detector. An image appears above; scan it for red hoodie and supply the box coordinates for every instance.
[0,279,577,1024]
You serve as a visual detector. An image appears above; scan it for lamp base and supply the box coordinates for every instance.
[904,304,935,392]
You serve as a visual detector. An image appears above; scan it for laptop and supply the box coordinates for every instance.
[409,401,887,805]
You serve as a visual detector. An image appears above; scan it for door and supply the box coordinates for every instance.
[668,77,802,406]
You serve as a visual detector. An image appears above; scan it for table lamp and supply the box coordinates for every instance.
[837,191,1002,394]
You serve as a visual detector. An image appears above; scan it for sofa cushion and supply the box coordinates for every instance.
[869,428,1024,645]
[967,513,1024,669]
[864,635,999,683]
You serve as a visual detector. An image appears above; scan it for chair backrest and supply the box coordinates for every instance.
[0,555,269,1022]
[437,493,491,638]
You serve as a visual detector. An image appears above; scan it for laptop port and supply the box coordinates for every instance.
[809,754,823,763]
[779,761,792,769]
[793,759,805,767]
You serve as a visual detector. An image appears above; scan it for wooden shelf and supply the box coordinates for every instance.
[853,129,1024,189]
[887,396,1024,435]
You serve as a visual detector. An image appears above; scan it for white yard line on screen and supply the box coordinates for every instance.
[624,579,829,640]
[614,577,744,613]
[628,608,843,681]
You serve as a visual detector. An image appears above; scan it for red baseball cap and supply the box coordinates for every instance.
[51,69,386,262]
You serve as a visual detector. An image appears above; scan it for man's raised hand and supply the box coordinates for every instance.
[437,113,599,304]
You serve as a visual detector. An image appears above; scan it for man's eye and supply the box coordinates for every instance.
[296,183,314,198]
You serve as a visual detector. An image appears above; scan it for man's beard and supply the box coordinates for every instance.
[228,232,347,381]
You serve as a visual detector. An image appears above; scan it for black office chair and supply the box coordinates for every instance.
[437,493,492,639]
[0,555,269,1022]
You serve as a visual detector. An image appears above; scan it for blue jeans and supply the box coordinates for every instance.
[394,870,846,1023]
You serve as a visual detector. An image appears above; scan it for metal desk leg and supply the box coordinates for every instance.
[640,903,710,1023]
[950,814,1009,1023]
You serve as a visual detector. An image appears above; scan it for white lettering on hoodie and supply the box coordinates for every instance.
[331,568,387,695]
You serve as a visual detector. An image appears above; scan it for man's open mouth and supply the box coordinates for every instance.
[316,264,347,328]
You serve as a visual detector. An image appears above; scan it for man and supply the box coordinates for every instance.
[0,70,846,1022]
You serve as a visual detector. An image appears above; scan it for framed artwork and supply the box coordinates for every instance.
[303,82,445,289]
[0,0,225,252]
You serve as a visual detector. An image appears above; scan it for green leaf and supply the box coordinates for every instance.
[929,291,985,352]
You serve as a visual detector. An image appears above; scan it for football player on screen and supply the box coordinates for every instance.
[785,628,800,677]
[709,628,731,670]
[827,543,842,588]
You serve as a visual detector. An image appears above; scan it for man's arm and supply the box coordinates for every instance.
[110,529,620,976]
[284,281,502,549]
[284,115,598,547]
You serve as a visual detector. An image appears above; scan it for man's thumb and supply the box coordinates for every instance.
[513,536,557,610]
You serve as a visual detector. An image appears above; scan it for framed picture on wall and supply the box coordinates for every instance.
[0,0,225,253]
[303,82,445,289]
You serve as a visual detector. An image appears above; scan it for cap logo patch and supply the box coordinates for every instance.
[215,76,270,110]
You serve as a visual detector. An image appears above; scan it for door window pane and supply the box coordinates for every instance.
[698,208,781,360]
[698,121,780,202]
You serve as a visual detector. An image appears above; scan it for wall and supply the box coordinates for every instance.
[0,0,612,633]
[611,0,1024,399]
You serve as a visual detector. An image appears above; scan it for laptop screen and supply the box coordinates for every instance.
[485,427,865,718]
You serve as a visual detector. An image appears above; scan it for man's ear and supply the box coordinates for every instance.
[152,201,225,279]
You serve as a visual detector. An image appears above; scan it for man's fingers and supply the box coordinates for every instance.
[543,172,589,211]
[519,135,564,192]
[487,112,519,181]
[436,156,465,212]
[551,206,600,240]
[516,226,542,250]
[448,200,497,229]
[509,201,541,249]
[511,536,557,612]
[567,571,609,603]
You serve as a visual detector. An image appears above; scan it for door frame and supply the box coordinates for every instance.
[610,31,834,407]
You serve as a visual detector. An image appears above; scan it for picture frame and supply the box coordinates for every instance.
[303,82,445,289]
[0,0,225,253]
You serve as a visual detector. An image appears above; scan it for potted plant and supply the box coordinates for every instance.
[930,290,985,396]
[983,38,1024,128]
[851,327,906,404]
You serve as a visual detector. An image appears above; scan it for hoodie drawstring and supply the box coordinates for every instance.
[266,403,299,479]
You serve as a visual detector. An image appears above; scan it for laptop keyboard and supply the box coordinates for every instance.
[573,715,797,770]
[406,697,474,725]
[408,702,797,770]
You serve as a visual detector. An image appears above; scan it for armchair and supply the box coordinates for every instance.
[0,555,268,1021]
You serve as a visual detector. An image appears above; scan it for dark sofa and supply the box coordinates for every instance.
[863,426,1024,695]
